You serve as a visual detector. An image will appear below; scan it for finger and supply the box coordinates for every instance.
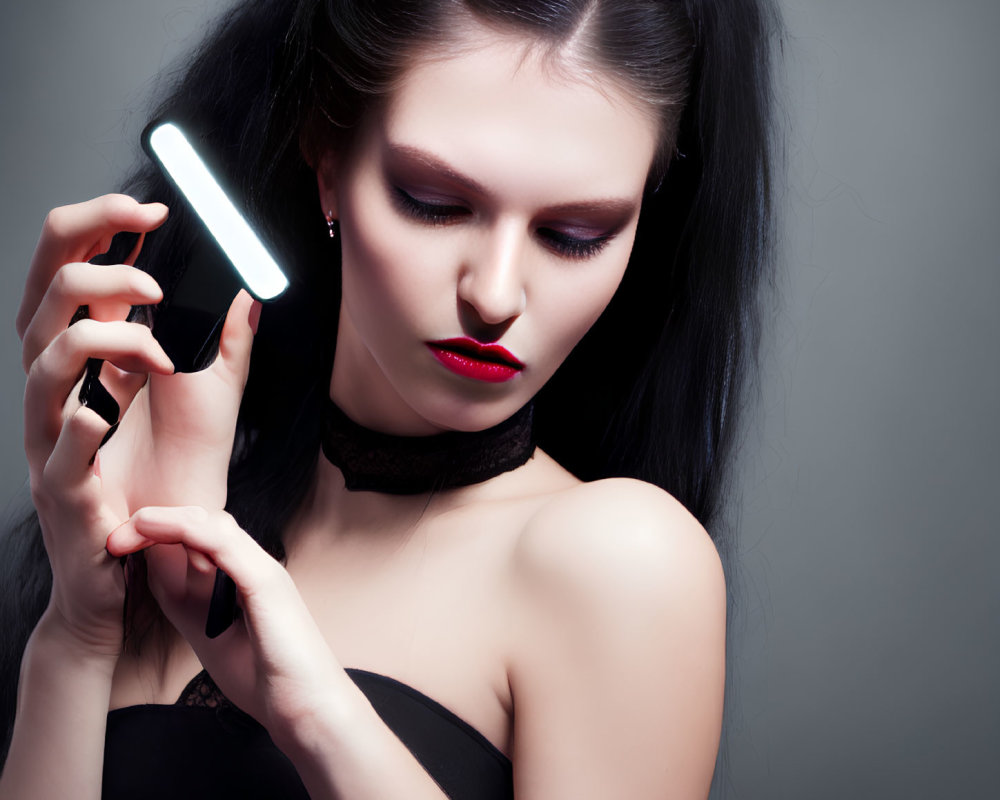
[211,290,259,385]
[121,508,291,650]
[123,231,148,267]
[104,521,157,558]
[186,547,216,575]
[24,320,174,460]
[96,362,149,411]
[38,405,115,509]
[109,507,282,600]
[21,262,163,372]
[84,357,150,434]
[73,358,150,441]
[17,196,168,339]
[29,359,148,479]
[109,530,215,578]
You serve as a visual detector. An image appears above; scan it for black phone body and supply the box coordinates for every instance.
[140,120,287,373]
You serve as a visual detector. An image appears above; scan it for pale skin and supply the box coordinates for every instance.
[1,19,725,800]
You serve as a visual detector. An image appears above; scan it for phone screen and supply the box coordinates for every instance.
[141,121,288,372]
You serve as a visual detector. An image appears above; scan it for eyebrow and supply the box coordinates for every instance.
[387,143,489,196]
[385,142,641,219]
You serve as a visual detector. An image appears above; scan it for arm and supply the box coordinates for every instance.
[2,196,173,799]
[0,615,118,799]
[269,679,453,800]
[507,478,727,799]
[107,507,451,800]
[2,195,256,797]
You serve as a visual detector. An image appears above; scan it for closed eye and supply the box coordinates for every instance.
[393,182,617,259]
[537,228,614,260]
[392,186,470,225]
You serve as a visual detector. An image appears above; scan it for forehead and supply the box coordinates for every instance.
[376,22,659,204]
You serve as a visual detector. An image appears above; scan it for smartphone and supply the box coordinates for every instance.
[141,120,288,372]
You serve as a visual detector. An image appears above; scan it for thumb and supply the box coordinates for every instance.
[213,290,259,387]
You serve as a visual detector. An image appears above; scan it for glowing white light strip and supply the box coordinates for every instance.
[148,123,288,300]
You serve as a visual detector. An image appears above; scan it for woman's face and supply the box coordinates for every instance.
[319,22,659,435]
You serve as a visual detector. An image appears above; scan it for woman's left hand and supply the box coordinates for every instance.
[106,506,340,737]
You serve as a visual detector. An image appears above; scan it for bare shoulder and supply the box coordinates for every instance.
[503,478,726,798]
[510,477,724,611]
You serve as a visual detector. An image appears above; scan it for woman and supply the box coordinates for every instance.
[0,0,779,797]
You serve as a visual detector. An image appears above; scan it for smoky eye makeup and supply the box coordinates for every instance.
[383,142,631,259]
[390,184,470,225]
[536,227,615,260]
[391,179,619,259]
[535,211,631,260]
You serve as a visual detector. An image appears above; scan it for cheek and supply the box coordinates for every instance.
[338,181,443,331]
[530,257,630,369]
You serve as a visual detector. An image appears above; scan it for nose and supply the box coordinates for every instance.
[457,220,527,337]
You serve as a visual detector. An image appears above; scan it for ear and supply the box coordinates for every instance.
[314,150,339,220]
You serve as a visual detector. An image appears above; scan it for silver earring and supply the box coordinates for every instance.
[325,210,338,239]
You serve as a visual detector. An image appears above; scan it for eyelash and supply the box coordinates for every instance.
[392,186,468,225]
[391,186,613,260]
[537,228,612,260]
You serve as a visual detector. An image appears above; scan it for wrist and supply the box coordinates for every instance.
[4,607,120,798]
[266,677,449,800]
[267,684,354,760]
[268,682,383,800]
[31,606,123,671]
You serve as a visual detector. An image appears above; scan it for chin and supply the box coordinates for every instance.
[409,390,531,434]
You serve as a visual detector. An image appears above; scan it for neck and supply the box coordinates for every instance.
[321,399,536,495]
[281,452,443,561]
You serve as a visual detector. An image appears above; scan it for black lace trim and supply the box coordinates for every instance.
[321,400,535,494]
[176,670,236,712]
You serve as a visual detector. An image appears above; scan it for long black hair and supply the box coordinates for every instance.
[1,0,780,766]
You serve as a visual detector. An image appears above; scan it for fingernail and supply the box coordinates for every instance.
[248,300,262,335]
[79,361,120,426]
[99,421,120,448]
[156,349,175,374]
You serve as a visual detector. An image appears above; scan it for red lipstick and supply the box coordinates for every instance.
[427,337,524,383]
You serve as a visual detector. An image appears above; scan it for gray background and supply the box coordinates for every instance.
[1,1,997,798]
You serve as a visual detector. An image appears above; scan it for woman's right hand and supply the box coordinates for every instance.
[20,193,259,654]
[17,194,175,654]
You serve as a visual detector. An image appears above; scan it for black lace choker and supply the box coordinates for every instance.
[321,400,536,494]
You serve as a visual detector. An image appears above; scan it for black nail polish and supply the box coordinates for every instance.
[205,569,238,639]
[99,420,121,448]
[78,359,120,427]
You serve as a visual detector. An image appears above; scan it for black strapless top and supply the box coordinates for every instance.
[103,669,513,799]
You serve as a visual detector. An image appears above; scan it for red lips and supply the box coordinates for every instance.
[426,337,524,383]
